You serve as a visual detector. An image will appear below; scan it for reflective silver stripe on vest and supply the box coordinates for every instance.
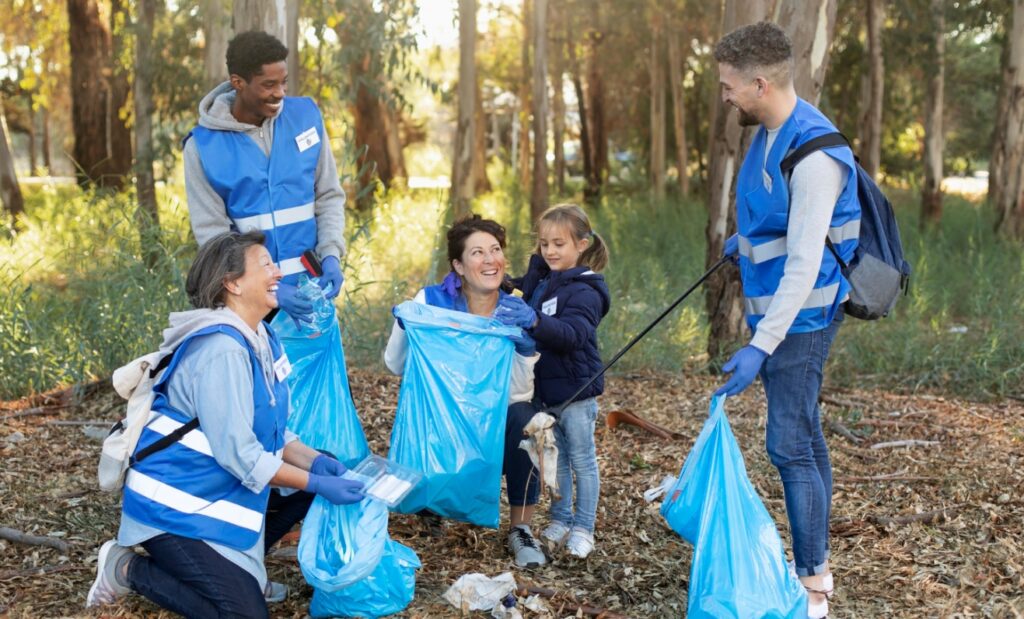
[125,469,264,532]
[745,282,841,316]
[738,220,861,265]
[278,257,305,276]
[146,413,213,457]
[232,202,315,233]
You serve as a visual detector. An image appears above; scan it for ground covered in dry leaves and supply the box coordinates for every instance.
[2,370,1022,618]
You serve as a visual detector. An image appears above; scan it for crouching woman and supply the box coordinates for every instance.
[86,231,364,618]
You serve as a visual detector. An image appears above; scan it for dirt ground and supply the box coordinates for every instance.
[1,370,1022,618]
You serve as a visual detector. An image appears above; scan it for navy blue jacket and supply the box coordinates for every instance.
[515,254,611,407]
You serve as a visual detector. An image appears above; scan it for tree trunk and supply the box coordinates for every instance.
[67,0,132,189]
[531,0,549,221]
[351,54,393,209]
[42,108,52,172]
[920,0,945,228]
[134,0,159,232]
[584,13,607,203]
[383,100,407,181]
[233,0,300,89]
[859,0,884,179]
[704,0,770,360]
[451,0,477,217]
[0,100,25,223]
[567,33,593,193]
[992,0,1024,239]
[473,80,491,193]
[775,0,838,105]
[109,0,134,182]
[550,2,566,194]
[202,0,231,88]
[649,19,666,199]
[668,31,689,196]
[517,0,532,187]
[27,117,37,176]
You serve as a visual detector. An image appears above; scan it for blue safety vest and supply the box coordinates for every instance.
[423,283,515,313]
[736,98,861,335]
[122,325,290,551]
[191,97,323,284]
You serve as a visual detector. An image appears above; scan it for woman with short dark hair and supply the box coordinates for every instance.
[87,231,364,618]
[384,214,548,568]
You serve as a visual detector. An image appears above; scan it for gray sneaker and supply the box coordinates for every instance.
[507,525,547,568]
[86,540,133,608]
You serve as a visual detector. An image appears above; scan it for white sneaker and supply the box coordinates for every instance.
[507,525,547,568]
[264,580,288,604]
[807,596,829,619]
[86,540,133,608]
[565,528,595,559]
[541,521,571,548]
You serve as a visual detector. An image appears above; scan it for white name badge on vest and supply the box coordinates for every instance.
[295,127,320,153]
[274,354,292,381]
[542,297,558,316]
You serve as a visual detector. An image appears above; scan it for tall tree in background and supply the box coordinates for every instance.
[583,7,607,203]
[649,15,666,199]
[133,0,158,233]
[517,0,532,186]
[452,0,477,217]
[704,0,770,359]
[991,0,1024,239]
[775,0,837,105]
[67,0,132,188]
[0,99,25,224]
[201,0,231,88]
[859,0,885,178]
[920,0,945,227]
[233,0,300,90]
[667,26,690,195]
[531,0,549,220]
[550,1,567,194]
[567,23,593,194]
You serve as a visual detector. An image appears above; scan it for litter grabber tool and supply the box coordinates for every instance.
[519,256,731,497]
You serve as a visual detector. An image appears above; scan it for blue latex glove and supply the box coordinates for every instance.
[509,330,537,356]
[723,233,739,262]
[319,255,344,300]
[714,345,768,397]
[309,454,347,477]
[276,282,315,320]
[305,473,364,505]
[494,295,538,330]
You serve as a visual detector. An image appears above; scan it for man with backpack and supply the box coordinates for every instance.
[712,22,858,619]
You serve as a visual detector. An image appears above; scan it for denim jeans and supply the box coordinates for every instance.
[505,401,541,507]
[549,397,600,532]
[760,315,842,577]
[126,488,313,618]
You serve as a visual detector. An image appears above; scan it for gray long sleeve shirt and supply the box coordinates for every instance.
[183,82,347,260]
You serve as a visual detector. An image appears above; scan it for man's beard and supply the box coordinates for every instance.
[736,107,759,127]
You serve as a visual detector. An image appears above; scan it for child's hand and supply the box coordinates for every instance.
[495,296,538,329]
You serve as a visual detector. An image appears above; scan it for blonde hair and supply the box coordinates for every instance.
[536,203,609,272]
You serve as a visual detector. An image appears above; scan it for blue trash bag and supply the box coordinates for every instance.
[271,309,369,467]
[660,395,807,619]
[300,498,421,619]
[388,301,519,528]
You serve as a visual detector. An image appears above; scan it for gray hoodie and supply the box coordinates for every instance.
[182,82,347,261]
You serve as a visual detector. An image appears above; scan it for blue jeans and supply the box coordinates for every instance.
[126,489,313,618]
[550,397,600,533]
[760,316,842,577]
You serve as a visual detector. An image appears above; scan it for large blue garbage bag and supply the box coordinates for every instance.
[388,301,518,528]
[273,309,419,617]
[660,395,807,619]
[271,311,369,467]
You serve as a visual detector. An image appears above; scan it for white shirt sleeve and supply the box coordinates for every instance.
[383,289,426,374]
[749,150,846,355]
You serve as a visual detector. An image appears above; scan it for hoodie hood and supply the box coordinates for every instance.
[197,81,281,132]
[160,307,273,372]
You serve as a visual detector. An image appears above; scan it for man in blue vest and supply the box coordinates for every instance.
[712,22,860,619]
[184,30,346,322]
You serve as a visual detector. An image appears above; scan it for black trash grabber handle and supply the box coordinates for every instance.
[549,255,731,417]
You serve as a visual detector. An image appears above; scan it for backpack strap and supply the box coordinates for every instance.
[779,132,854,270]
[130,417,200,466]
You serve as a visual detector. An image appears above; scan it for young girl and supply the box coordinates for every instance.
[496,204,610,559]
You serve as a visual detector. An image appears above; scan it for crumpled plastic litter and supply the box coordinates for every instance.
[643,475,678,502]
[519,412,560,499]
[443,572,518,612]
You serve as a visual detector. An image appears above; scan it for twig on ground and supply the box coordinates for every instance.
[0,527,71,553]
[0,564,83,581]
[870,439,940,450]
[517,583,630,619]
[45,420,107,426]
[2,405,72,421]
[869,508,959,526]
[820,393,869,410]
[826,418,864,444]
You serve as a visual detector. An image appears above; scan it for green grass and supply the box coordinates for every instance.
[2,177,1021,401]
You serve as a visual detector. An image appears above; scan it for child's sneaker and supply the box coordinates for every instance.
[86,540,134,607]
[507,525,547,568]
[541,521,571,548]
[565,528,595,559]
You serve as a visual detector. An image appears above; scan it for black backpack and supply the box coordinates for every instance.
[780,133,911,320]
